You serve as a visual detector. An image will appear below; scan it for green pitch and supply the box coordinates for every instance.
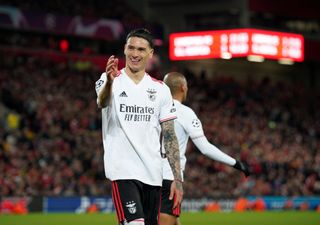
[0,211,319,225]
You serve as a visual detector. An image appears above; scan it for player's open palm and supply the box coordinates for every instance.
[106,55,119,82]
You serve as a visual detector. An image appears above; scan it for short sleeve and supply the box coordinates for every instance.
[159,84,177,123]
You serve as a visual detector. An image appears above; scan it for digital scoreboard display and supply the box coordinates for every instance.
[169,29,304,62]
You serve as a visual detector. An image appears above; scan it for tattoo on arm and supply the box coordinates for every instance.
[161,120,183,187]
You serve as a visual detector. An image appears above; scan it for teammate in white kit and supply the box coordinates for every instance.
[95,29,183,225]
[160,72,250,225]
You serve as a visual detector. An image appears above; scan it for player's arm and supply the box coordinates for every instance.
[192,136,250,177]
[161,120,183,208]
[97,55,118,108]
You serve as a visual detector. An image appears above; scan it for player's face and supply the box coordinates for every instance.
[124,37,154,74]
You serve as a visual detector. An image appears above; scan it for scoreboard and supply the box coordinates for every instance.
[169,29,304,62]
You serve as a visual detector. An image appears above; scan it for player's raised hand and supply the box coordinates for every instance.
[233,160,251,177]
[106,55,119,83]
[169,180,183,209]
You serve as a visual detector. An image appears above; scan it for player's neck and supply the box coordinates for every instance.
[124,67,145,84]
[173,95,183,103]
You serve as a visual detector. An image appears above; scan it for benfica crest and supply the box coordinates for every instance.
[146,88,157,102]
[126,201,137,214]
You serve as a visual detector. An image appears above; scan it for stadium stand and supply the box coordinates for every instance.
[0,53,319,198]
[0,0,319,201]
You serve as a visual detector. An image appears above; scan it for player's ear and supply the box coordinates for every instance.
[123,44,127,55]
[148,48,154,59]
[181,83,187,92]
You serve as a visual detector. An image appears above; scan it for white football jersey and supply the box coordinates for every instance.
[95,69,176,186]
[162,100,204,181]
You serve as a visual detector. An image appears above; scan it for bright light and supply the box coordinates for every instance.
[252,34,279,45]
[229,33,249,42]
[174,35,213,46]
[60,39,69,52]
[229,43,249,54]
[251,33,279,56]
[174,46,211,57]
[247,55,265,62]
[221,52,232,59]
[278,58,294,65]
[252,43,278,55]
[169,29,304,61]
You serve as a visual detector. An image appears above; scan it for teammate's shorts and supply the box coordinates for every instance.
[111,179,161,225]
[160,179,181,217]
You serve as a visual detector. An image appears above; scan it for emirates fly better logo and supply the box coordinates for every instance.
[120,104,154,122]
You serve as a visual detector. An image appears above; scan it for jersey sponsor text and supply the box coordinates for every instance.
[120,104,154,122]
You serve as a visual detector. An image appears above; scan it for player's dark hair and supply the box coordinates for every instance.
[126,28,154,49]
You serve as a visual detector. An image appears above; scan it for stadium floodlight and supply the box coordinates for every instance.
[278,58,294,65]
[247,55,265,62]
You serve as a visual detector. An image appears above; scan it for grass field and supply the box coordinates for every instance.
[0,211,319,225]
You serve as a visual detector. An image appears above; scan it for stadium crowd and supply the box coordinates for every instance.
[0,0,162,39]
[0,54,319,198]
[0,0,143,26]
[182,69,320,198]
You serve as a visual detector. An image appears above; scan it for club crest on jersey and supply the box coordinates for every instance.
[125,201,137,214]
[146,88,157,102]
